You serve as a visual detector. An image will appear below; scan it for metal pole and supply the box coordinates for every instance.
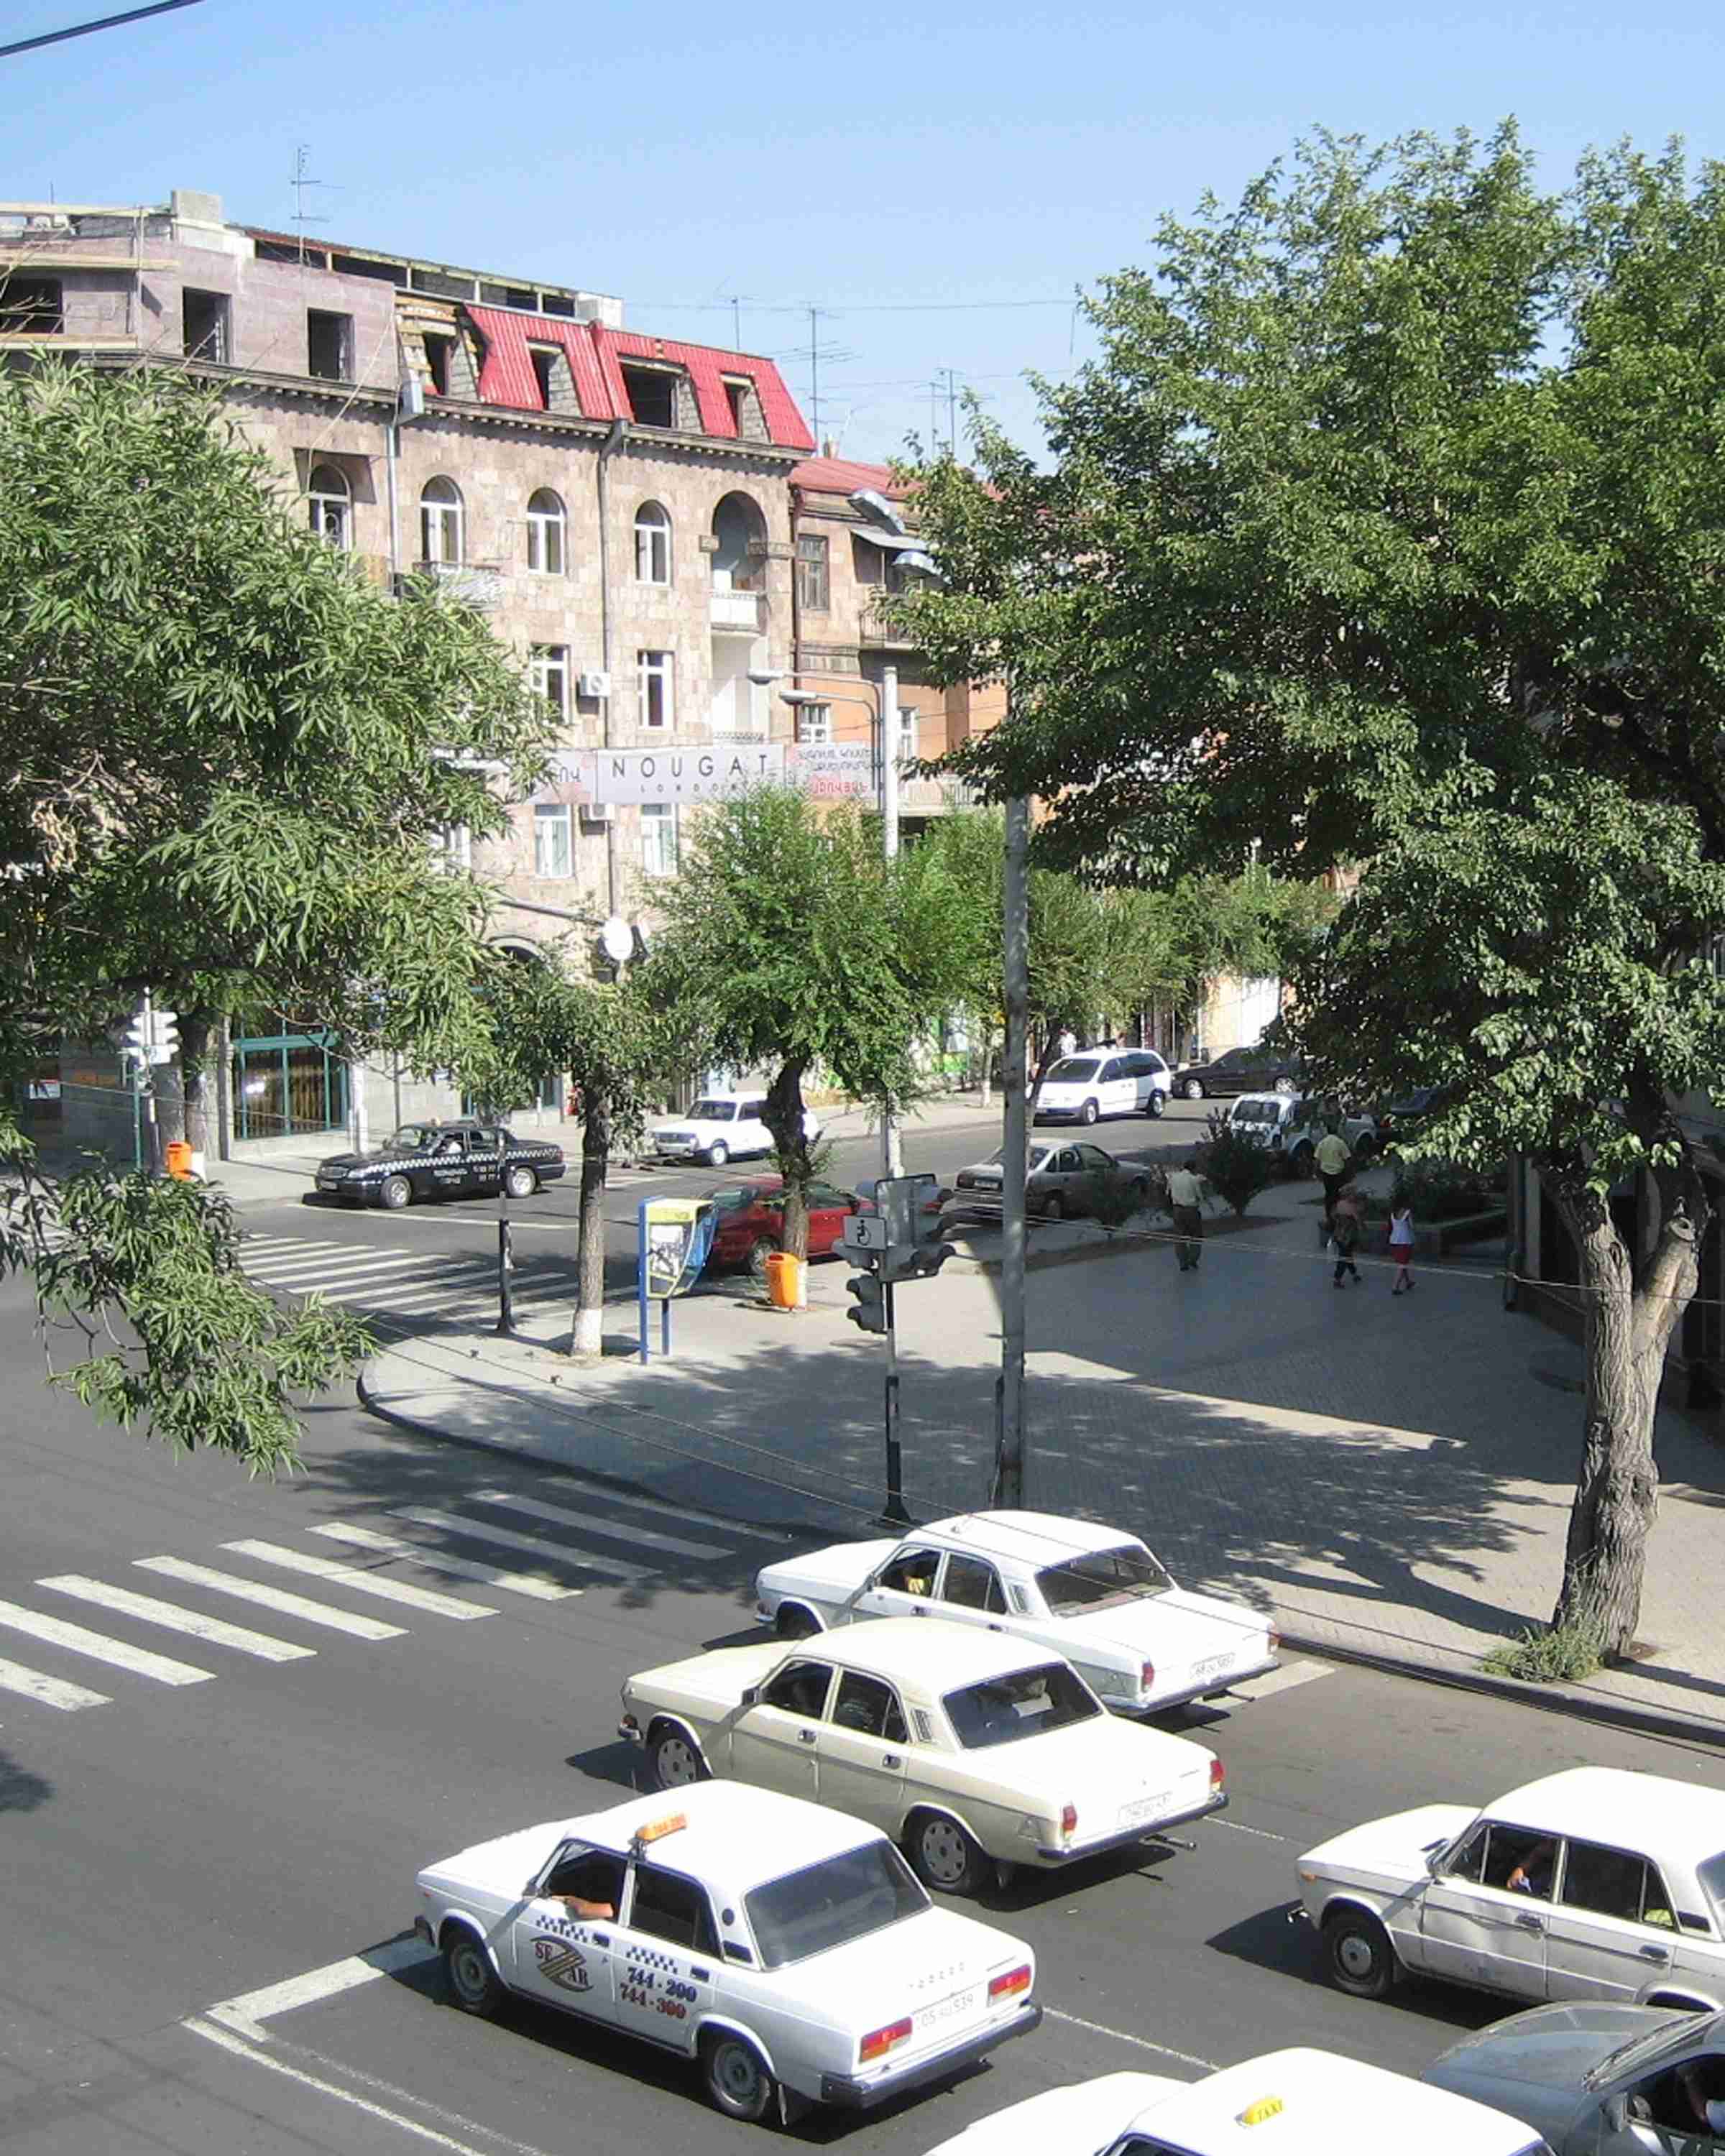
[141,989,164,1176]
[882,1279,908,1526]
[880,662,903,1179]
[131,1059,143,1171]
[998,791,1030,1505]
[494,1171,516,1337]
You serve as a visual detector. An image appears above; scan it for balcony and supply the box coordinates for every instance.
[859,597,919,649]
[403,561,507,612]
[710,586,766,635]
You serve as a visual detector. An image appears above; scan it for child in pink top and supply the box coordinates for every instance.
[1389,1203,1415,1296]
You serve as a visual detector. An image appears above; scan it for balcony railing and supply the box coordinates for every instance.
[710,587,766,634]
[403,561,507,611]
[859,598,919,648]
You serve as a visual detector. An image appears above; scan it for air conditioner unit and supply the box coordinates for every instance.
[579,801,614,824]
[579,669,612,699]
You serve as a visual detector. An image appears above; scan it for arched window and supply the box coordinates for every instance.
[308,463,350,550]
[633,500,671,585]
[526,488,566,576]
[420,476,464,566]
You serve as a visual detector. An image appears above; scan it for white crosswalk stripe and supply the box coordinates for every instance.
[0,1595,214,1685]
[221,1540,497,1619]
[40,1575,315,1663]
[310,1521,581,1600]
[134,1557,407,1641]
[0,1653,110,1710]
[391,1506,632,1580]
[472,1488,731,1562]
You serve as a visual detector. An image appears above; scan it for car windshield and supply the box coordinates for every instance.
[1231,1100,1282,1125]
[387,1125,436,1151]
[686,1100,737,1121]
[1048,1058,1099,1082]
[743,1840,928,1969]
[1037,1544,1174,1613]
[1583,2007,1725,2090]
[1698,1850,1725,1929]
[943,1660,1101,1749]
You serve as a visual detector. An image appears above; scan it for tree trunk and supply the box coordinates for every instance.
[179,1008,217,1161]
[763,1059,811,1261]
[1550,1153,1706,1658]
[571,1087,610,1359]
[979,1025,993,1108]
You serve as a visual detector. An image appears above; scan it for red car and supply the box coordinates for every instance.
[704,1177,863,1279]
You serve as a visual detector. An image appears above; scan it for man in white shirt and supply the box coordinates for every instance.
[1167,1160,1206,1272]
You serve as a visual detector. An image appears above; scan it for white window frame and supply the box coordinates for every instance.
[308,462,350,550]
[432,822,472,872]
[796,702,832,745]
[420,477,464,566]
[530,644,571,722]
[526,489,566,575]
[533,803,574,878]
[641,802,678,878]
[638,649,673,732]
[634,502,671,585]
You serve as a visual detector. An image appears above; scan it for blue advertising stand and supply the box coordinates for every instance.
[638,1199,717,1364]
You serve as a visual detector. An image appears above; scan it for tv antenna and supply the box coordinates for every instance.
[290,144,332,264]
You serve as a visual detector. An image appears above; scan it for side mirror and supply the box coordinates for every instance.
[1603,2095,1627,2134]
[1424,1849,1443,1879]
[740,1686,758,1706]
[525,1874,543,1897]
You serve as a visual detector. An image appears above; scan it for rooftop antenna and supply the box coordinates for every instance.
[290,144,331,265]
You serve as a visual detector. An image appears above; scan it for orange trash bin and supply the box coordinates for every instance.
[165,1140,195,1180]
[764,1251,805,1309]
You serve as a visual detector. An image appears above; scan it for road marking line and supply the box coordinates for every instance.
[40,1576,316,1663]
[208,1938,433,2038]
[248,1254,436,1284]
[1044,2005,1214,2070]
[222,1541,496,1619]
[311,1522,580,1600]
[134,1558,407,1641]
[1234,1659,1334,1700]
[0,1652,110,1710]
[0,1596,215,1685]
[391,1507,631,1579]
[541,1479,791,1539]
[471,1487,730,1560]
[1210,1817,1288,1841]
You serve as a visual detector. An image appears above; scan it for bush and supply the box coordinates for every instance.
[1192,1111,1282,1217]
[1481,1616,1606,1683]
[1389,1158,1505,1224]
[1085,1171,1149,1237]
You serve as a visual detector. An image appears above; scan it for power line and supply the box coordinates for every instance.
[0,0,204,59]
[634,295,1079,316]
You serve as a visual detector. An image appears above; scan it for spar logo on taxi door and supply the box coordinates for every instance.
[533,1936,591,1992]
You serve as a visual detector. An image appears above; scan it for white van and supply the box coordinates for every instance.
[1036,1049,1170,1125]
[1226,1092,1376,1177]
[919,2050,1552,2156]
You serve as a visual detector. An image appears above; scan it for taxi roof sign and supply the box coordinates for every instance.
[632,1810,688,1846]
[1238,2097,1285,2125]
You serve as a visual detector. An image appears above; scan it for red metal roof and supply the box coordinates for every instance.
[788,454,914,500]
[461,308,811,449]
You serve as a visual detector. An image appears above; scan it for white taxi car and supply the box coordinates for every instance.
[754,1510,1278,1716]
[1294,1766,1725,2012]
[414,1782,1039,2125]
[918,2051,1553,2156]
[619,1617,1225,1897]
[648,1092,821,1169]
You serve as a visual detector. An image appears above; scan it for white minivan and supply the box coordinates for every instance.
[1036,1050,1169,1125]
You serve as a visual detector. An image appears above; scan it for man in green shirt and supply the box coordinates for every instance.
[1314,1124,1351,1230]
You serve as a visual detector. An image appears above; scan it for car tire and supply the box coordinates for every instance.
[443,1927,505,2017]
[706,1141,729,1168]
[1182,1077,1205,1100]
[648,1726,710,1792]
[702,2032,776,2122]
[906,1810,988,1897]
[748,1238,778,1284]
[1322,1907,1398,2000]
[1040,1194,1064,1222]
[1289,1143,1315,1178]
[505,1164,538,1199]
[1147,1092,1166,1119]
[1080,1099,1100,1125]
[380,1174,413,1210]
[1352,1133,1376,1161]
[775,1604,819,1640]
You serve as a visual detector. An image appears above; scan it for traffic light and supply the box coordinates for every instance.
[885,1238,956,1282]
[845,1269,888,1336]
[109,999,178,1067]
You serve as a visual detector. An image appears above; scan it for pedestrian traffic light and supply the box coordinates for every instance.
[845,1268,888,1336]
[110,1003,150,1067]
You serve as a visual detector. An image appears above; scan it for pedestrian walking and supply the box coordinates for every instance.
[1314,1121,1351,1230]
[1330,1186,1363,1287]
[1167,1158,1206,1273]
[1389,1199,1416,1295]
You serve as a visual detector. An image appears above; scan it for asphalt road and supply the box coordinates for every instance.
[6,1277,1725,2156]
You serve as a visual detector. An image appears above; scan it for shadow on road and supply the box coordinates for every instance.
[0,1742,52,1812]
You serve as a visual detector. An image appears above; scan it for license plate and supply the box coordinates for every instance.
[972,1178,1000,1192]
[1192,1651,1234,1680]
[316,1176,341,1189]
[1119,1792,1173,1828]
[914,1984,979,2037]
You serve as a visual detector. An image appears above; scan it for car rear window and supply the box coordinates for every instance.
[1048,1058,1099,1081]
[943,1660,1101,1749]
[1037,1544,1173,1613]
[743,1841,928,1969]
[1230,1099,1282,1124]
[707,1187,758,1215]
[1698,1849,1725,1927]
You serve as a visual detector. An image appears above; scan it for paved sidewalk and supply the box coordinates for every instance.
[362,1191,1725,1749]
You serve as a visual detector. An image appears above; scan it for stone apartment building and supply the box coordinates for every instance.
[1,188,817,1151]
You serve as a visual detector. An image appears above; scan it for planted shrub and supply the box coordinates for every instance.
[1192,1110,1282,1218]
[1390,1158,1506,1225]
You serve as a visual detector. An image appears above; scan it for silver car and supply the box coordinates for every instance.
[949,1143,1154,1224]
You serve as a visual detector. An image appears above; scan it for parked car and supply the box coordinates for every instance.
[703,1178,863,1279]
[1422,2000,1725,2154]
[922,2050,1554,2156]
[648,1094,822,1169]
[1034,1051,1170,1125]
[753,1508,1278,1716]
[1171,1044,1302,1100]
[1226,1093,1378,1176]
[949,1142,1154,1222]
[315,1120,566,1209]
[414,1782,1040,2124]
[1373,1085,1453,1150]
[1294,1765,1725,2012]
[620,1617,1225,1896]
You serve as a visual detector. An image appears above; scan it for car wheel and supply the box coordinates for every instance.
[1147,1092,1166,1118]
[907,1810,988,1897]
[1182,1077,1205,1100]
[648,1727,709,1792]
[748,1238,778,1284]
[1080,1099,1100,1125]
[706,1141,729,1167]
[702,2032,776,2122]
[1290,1142,1315,1177]
[380,1174,413,1210]
[1274,1074,1297,1096]
[1352,1133,1377,1161]
[443,1927,505,2017]
[1040,1194,1064,1222]
[505,1164,538,1199]
[775,1604,819,1640]
[1322,1908,1397,2000]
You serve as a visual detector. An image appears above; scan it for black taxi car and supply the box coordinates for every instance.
[314,1121,566,1210]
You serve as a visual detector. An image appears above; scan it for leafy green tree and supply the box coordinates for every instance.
[898,129,1725,1654]
[0,362,553,1468]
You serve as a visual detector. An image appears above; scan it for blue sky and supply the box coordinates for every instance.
[7,0,1722,465]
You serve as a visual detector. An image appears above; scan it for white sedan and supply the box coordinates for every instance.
[414,1782,1040,2126]
[754,1509,1278,1716]
[620,1616,1225,1897]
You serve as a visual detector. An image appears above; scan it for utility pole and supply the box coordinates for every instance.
[880,661,903,1179]
[996,791,1030,1504]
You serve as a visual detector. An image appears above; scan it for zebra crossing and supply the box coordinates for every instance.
[239,1231,567,1329]
[0,1482,779,1721]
